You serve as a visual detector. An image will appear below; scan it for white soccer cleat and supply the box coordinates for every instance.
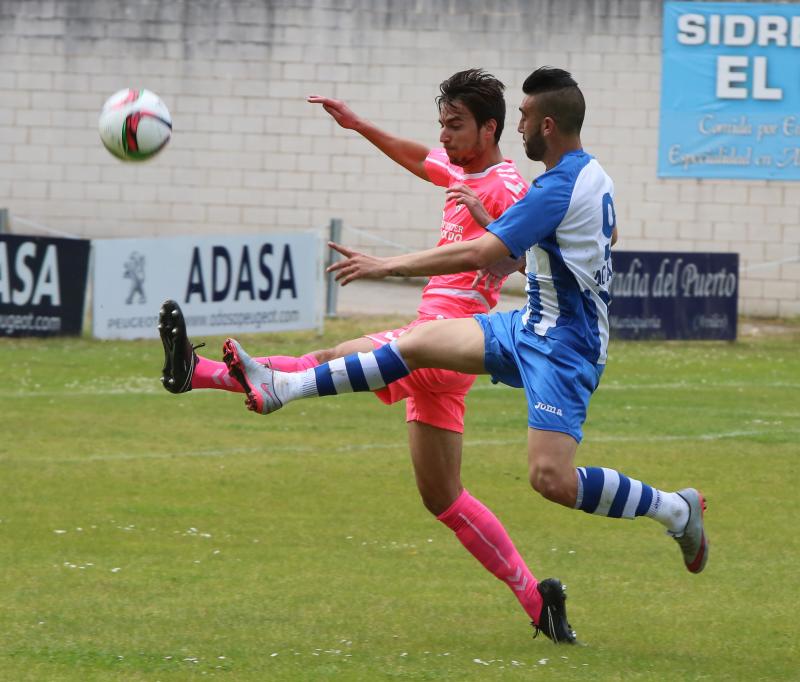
[222,338,283,415]
[669,488,709,574]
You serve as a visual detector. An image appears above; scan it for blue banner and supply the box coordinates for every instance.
[610,251,739,340]
[659,2,800,180]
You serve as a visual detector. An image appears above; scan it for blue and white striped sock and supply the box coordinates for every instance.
[574,467,688,532]
[280,340,410,402]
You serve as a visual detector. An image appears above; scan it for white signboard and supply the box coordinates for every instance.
[92,232,323,340]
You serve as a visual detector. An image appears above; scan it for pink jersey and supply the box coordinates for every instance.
[420,148,527,317]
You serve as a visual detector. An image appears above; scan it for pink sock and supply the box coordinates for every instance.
[437,489,543,622]
[191,354,243,392]
[263,353,320,372]
[190,353,320,392]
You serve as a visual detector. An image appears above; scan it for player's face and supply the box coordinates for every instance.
[518,95,546,162]
[438,101,487,168]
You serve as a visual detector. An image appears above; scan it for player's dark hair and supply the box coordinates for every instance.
[436,69,506,144]
[522,67,585,135]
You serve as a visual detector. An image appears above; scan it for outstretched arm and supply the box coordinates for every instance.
[327,232,511,286]
[308,95,430,180]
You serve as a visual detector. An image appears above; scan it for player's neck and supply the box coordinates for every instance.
[542,136,582,170]
[461,146,504,174]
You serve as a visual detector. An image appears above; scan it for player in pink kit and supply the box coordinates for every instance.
[363,145,526,433]
[160,70,576,643]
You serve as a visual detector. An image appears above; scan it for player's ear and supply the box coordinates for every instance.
[482,118,498,140]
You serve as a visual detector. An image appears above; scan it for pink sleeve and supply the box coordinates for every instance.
[487,173,528,219]
[423,148,453,187]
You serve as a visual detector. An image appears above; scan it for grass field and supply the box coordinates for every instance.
[1,316,799,681]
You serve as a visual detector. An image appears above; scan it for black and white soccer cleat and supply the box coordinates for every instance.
[532,578,577,645]
[158,299,202,394]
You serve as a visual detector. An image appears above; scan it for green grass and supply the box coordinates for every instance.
[1,317,799,680]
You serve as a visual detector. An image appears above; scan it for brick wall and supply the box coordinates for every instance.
[0,0,797,316]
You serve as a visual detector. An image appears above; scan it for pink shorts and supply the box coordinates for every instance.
[365,316,477,433]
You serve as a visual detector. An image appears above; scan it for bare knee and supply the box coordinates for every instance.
[419,493,445,517]
[527,431,579,507]
[412,464,462,516]
[418,487,460,517]
[529,461,576,507]
[407,421,464,517]
[312,338,376,365]
[311,347,337,364]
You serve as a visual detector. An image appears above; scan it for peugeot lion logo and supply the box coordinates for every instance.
[123,251,146,304]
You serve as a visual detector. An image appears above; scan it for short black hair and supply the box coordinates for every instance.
[436,69,506,144]
[522,67,585,135]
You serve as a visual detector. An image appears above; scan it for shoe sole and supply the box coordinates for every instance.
[222,339,261,413]
[686,491,709,574]
[158,299,192,394]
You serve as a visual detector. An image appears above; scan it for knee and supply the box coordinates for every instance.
[416,482,461,517]
[420,495,445,517]
[528,461,574,505]
[418,489,455,517]
[312,347,336,364]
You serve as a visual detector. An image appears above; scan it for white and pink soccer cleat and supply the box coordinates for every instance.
[669,488,709,573]
[222,338,283,415]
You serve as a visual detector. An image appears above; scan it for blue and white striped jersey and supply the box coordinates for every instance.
[487,150,616,365]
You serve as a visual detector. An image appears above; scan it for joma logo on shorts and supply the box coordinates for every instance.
[534,401,563,417]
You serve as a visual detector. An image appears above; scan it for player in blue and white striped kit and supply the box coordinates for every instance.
[224,68,709,635]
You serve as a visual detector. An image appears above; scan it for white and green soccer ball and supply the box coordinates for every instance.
[98,88,172,162]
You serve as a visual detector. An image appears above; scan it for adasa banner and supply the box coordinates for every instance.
[0,234,90,337]
[659,2,800,180]
[92,232,323,340]
[610,251,738,340]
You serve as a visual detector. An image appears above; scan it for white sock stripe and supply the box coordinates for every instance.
[387,339,411,373]
[621,477,643,519]
[593,467,621,516]
[327,357,351,394]
[358,351,386,391]
[458,513,511,569]
[574,467,586,510]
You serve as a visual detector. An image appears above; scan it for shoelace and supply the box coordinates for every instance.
[531,606,556,642]
[179,343,205,392]
[532,606,574,643]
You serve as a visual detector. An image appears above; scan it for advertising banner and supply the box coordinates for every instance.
[659,2,800,180]
[92,232,323,340]
[0,234,90,337]
[610,251,739,340]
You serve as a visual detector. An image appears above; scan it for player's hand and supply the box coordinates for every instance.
[307,96,360,130]
[446,183,492,228]
[326,242,390,285]
[471,255,525,291]
[471,268,504,291]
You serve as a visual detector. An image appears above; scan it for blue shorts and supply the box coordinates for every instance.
[474,309,604,442]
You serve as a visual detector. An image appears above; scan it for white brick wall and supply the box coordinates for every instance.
[0,0,797,316]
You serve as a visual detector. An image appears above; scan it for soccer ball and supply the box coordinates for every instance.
[98,88,172,162]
